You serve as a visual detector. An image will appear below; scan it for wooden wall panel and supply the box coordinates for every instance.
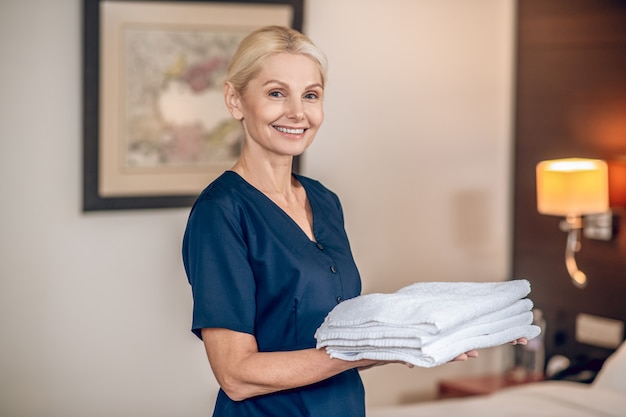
[512,0,626,368]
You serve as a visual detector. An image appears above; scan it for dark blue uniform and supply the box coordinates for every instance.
[182,171,365,417]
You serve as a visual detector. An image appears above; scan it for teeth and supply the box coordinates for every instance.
[275,126,305,134]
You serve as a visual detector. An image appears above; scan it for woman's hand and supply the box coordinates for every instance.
[450,337,528,363]
[451,350,479,362]
[358,360,415,370]
[362,338,530,369]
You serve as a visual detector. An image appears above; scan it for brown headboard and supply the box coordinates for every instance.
[512,0,626,370]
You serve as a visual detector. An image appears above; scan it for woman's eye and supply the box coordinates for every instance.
[304,92,319,100]
[268,90,283,98]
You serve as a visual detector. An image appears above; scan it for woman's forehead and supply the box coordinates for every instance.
[254,53,324,85]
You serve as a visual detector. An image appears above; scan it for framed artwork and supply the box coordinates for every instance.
[82,0,304,211]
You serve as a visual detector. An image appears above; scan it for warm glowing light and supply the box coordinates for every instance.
[536,158,609,216]
[608,158,626,207]
[548,160,600,172]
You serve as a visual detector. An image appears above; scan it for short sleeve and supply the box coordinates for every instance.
[182,196,256,339]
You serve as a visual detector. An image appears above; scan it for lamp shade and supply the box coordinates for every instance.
[536,158,609,216]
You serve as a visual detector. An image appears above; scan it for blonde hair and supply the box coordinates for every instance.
[226,25,328,93]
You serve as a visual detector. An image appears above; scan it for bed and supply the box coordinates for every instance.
[367,340,626,417]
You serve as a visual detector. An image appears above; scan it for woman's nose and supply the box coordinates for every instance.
[287,99,305,121]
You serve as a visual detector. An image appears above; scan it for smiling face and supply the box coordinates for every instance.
[225,53,324,161]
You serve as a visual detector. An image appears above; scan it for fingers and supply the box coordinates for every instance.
[451,350,479,362]
[466,349,479,358]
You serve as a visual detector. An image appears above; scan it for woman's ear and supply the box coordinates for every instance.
[224,82,244,120]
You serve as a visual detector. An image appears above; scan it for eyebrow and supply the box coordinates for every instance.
[262,79,324,90]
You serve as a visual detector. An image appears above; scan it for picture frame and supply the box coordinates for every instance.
[82,0,304,211]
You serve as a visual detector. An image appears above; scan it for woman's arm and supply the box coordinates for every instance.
[201,327,379,401]
[201,328,514,401]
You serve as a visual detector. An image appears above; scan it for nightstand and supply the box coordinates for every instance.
[438,373,543,399]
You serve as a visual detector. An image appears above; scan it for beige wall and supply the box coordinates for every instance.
[304,0,516,405]
[0,0,515,415]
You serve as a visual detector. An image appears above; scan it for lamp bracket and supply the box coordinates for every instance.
[583,211,614,241]
[559,215,582,232]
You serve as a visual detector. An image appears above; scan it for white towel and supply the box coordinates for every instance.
[328,324,541,367]
[316,279,540,368]
[316,298,534,347]
[321,310,534,350]
[323,280,531,333]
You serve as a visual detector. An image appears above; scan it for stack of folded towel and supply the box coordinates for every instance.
[315,279,541,368]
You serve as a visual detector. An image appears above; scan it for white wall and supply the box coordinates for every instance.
[0,0,515,415]
[304,0,516,405]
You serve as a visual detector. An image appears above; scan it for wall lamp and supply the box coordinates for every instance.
[536,158,612,289]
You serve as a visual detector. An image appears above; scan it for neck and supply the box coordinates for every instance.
[231,154,295,195]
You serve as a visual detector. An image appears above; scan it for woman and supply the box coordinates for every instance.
[182,26,489,416]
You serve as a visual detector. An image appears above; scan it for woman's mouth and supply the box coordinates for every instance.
[274,126,305,135]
